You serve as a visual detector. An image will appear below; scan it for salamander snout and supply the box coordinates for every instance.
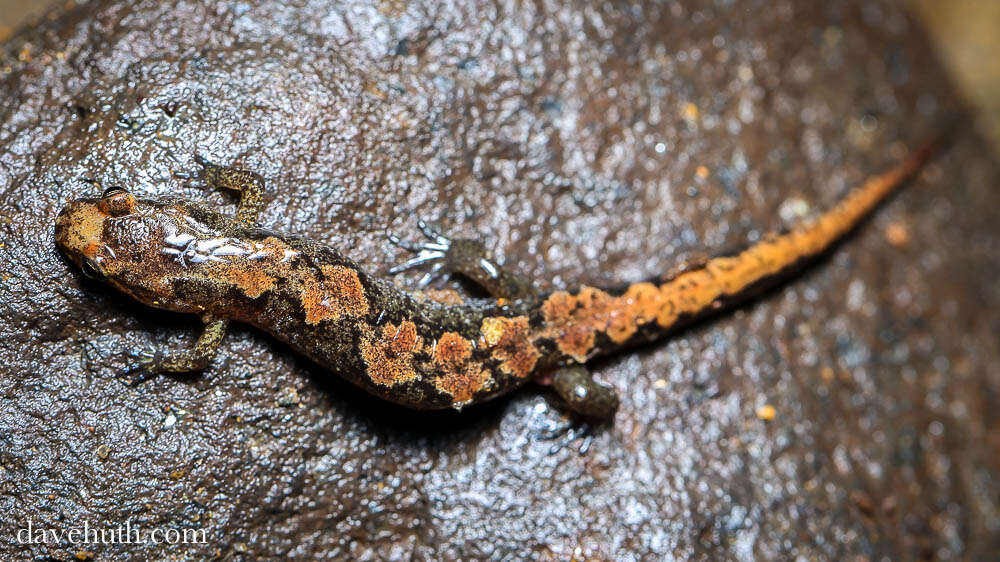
[55,199,104,269]
[54,187,140,280]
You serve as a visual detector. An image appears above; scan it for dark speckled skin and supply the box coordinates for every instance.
[55,141,941,416]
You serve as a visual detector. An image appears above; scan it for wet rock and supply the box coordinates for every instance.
[0,0,996,559]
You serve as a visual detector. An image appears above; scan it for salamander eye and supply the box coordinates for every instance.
[102,186,128,198]
[97,186,137,217]
[81,258,106,281]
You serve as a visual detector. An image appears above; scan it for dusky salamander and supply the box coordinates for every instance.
[54,138,943,418]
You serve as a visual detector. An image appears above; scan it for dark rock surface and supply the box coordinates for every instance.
[1,0,997,559]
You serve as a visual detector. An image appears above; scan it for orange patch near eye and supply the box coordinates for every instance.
[56,203,107,261]
[301,265,369,325]
[83,242,101,259]
[359,321,423,387]
[480,316,540,378]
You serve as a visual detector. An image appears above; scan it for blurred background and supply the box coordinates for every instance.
[2,0,999,154]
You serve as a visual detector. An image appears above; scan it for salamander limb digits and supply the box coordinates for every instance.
[54,138,942,418]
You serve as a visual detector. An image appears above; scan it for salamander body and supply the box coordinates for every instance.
[54,140,941,417]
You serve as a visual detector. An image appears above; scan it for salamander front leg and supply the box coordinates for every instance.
[175,155,266,225]
[388,219,537,300]
[121,316,229,385]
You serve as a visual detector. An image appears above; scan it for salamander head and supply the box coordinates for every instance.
[55,186,219,314]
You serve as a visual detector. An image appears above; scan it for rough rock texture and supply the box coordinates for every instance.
[1,1,997,559]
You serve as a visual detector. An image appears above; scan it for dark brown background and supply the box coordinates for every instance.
[1,0,998,560]
[4,0,999,151]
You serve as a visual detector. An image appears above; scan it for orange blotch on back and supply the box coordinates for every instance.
[614,282,664,340]
[388,319,420,356]
[540,289,600,361]
[432,363,491,406]
[434,331,473,366]
[539,281,707,361]
[220,265,277,299]
[420,288,465,305]
[301,265,369,325]
[540,286,650,362]
[480,316,540,378]
[429,331,490,404]
[359,321,423,387]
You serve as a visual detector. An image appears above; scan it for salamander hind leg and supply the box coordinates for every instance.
[551,365,619,419]
[175,155,266,225]
[387,219,537,299]
[121,316,229,385]
[535,366,618,454]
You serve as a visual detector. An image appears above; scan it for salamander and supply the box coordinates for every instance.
[54,139,943,418]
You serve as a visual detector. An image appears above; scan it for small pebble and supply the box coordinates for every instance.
[756,404,777,421]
